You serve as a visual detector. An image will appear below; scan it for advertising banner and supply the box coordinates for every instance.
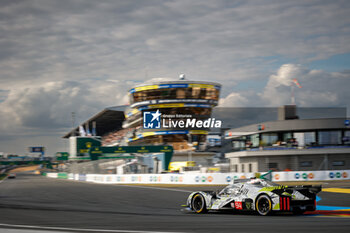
[46,170,350,184]
[272,170,350,182]
[46,173,58,178]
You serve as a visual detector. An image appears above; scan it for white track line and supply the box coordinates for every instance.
[0,223,186,233]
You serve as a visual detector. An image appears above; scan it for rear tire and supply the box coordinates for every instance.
[255,195,272,216]
[192,194,207,213]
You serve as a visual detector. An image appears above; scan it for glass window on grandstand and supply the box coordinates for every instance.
[199,88,207,99]
[343,130,350,145]
[205,88,219,100]
[132,91,148,102]
[250,134,260,147]
[300,161,313,167]
[261,133,278,146]
[332,161,345,166]
[190,87,201,99]
[176,88,186,98]
[232,141,245,151]
[293,132,316,147]
[161,89,170,98]
[131,87,220,101]
[318,130,342,145]
[268,162,278,171]
[282,132,293,142]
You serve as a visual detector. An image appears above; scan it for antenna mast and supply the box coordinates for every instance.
[71,112,76,136]
[291,84,295,105]
[290,79,302,105]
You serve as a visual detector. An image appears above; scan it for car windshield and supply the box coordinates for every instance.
[219,184,240,195]
[246,179,279,188]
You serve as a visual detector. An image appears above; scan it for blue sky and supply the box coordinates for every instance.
[308,53,350,71]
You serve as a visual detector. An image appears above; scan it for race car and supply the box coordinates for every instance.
[185,178,321,215]
[7,173,16,179]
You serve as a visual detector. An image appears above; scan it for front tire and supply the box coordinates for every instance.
[255,195,272,216]
[192,194,207,213]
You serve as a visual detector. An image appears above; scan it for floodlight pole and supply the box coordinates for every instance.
[71,112,76,136]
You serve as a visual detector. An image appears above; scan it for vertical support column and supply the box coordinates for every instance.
[265,157,269,172]
[92,121,96,136]
[294,155,299,171]
[324,154,328,170]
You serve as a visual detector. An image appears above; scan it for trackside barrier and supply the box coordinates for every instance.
[57,173,68,179]
[83,173,256,185]
[272,170,350,182]
[46,172,58,178]
[45,172,255,184]
[44,170,350,184]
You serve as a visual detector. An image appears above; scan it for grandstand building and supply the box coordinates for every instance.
[225,105,350,173]
[62,78,222,167]
[122,79,221,151]
[63,106,127,145]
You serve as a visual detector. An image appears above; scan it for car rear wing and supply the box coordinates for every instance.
[288,185,322,194]
[272,185,322,198]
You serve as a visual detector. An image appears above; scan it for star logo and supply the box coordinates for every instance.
[150,110,161,122]
[143,110,161,129]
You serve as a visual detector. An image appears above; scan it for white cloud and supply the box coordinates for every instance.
[219,92,249,107]
[1,0,350,89]
[0,80,132,136]
[261,64,306,106]
[1,63,349,155]
[222,64,350,108]
[262,64,350,107]
[0,0,350,154]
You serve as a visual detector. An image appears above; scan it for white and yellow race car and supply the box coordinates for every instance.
[185,178,321,216]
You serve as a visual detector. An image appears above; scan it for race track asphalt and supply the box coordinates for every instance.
[0,173,350,233]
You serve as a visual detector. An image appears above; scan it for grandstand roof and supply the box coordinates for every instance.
[63,105,127,138]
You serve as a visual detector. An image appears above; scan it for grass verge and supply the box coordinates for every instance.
[0,173,7,180]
